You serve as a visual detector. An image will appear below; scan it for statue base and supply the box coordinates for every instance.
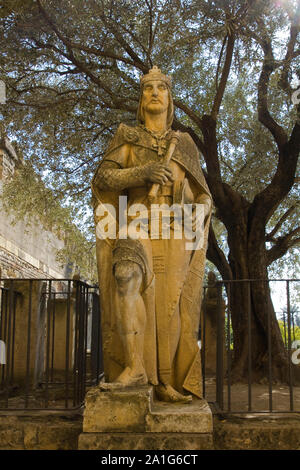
[78,385,213,450]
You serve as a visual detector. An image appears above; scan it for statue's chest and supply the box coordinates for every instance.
[129,144,162,166]
[128,144,185,181]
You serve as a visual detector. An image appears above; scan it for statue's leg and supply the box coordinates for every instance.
[113,260,147,386]
[169,303,180,364]
[155,303,192,403]
[153,239,192,403]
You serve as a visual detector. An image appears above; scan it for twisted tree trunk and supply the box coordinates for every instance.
[227,223,289,382]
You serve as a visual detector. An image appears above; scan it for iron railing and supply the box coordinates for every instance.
[0,279,103,411]
[201,279,300,414]
[1,277,299,415]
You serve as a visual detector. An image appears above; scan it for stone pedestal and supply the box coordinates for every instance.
[78,386,213,450]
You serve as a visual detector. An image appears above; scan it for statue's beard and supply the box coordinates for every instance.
[142,103,168,116]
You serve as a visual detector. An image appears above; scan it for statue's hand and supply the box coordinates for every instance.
[142,162,174,185]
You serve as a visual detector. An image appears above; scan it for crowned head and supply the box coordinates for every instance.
[140,65,172,88]
[137,66,174,128]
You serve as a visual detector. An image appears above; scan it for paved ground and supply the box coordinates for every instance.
[204,375,300,414]
[1,376,300,414]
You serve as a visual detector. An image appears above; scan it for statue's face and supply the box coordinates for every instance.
[142,80,169,116]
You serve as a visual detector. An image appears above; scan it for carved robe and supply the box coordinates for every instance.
[91,124,212,398]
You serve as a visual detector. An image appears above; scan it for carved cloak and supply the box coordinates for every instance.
[92,124,212,398]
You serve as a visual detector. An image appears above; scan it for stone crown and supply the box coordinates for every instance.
[140,66,172,88]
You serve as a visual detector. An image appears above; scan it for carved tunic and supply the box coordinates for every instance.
[92,124,212,397]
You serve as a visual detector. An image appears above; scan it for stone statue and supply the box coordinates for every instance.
[91,66,212,403]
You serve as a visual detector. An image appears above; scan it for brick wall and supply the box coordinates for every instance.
[0,247,50,278]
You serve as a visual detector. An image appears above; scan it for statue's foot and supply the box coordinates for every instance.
[155,384,192,404]
[99,371,147,391]
[116,366,148,386]
[99,381,125,391]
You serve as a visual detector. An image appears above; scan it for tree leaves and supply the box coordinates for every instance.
[0,0,299,278]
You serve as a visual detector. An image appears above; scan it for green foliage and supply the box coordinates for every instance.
[2,161,97,282]
[0,0,299,281]
[225,313,234,350]
[278,320,300,345]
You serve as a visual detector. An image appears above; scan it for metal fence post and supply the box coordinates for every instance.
[216,282,224,410]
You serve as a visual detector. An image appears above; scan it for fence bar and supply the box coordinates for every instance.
[267,280,273,412]
[282,312,287,348]
[73,281,80,408]
[0,289,4,388]
[25,280,33,409]
[65,281,71,409]
[50,292,56,382]
[5,281,14,408]
[292,311,295,342]
[227,283,231,412]
[0,288,8,386]
[77,282,83,406]
[95,292,101,383]
[81,284,87,403]
[247,281,252,412]
[98,293,104,380]
[10,292,17,388]
[77,282,85,405]
[201,287,207,398]
[83,285,89,402]
[45,280,52,408]
[90,291,101,385]
[286,280,294,411]
[216,283,224,410]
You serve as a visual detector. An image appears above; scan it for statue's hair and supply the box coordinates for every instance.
[136,84,174,128]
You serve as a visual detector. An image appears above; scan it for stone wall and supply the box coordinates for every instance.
[213,415,300,450]
[0,138,68,279]
[0,247,56,279]
[0,414,82,450]
[0,141,17,180]
[0,412,300,450]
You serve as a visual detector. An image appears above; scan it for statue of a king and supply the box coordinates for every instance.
[91,66,212,403]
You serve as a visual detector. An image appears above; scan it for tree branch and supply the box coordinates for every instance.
[257,26,288,149]
[145,0,154,66]
[211,31,235,120]
[266,204,298,241]
[279,7,300,94]
[95,5,147,72]
[207,224,233,281]
[172,117,206,157]
[249,16,300,226]
[267,227,300,265]
[115,18,149,58]
[249,121,299,226]
[36,0,146,76]
[215,34,228,92]
[173,99,204,131]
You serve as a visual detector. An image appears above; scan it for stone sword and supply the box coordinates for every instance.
[148,131,180,202]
